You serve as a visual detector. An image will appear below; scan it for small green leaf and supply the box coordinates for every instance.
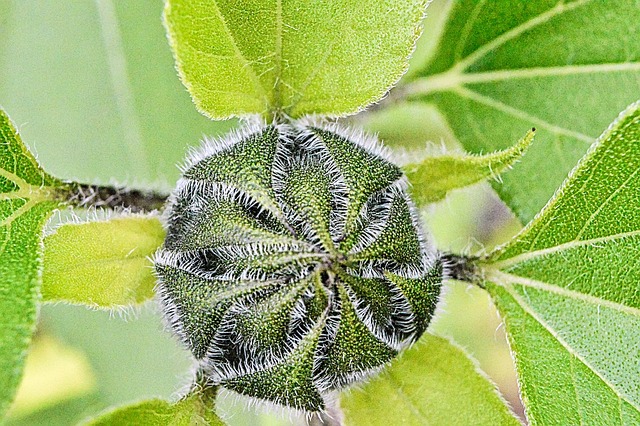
[85,389,224,426]
[41,215,165,308]
[402,0,640,222]
[164,0,427,119]
[482,101,640,424]
[0,109,67,417]
[405,129,534,205]
[340,333,520,426]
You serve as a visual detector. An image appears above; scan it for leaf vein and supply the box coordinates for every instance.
[491,229,640,268]
[497,281,640,413]
[489,270,640,318]
[453,0,487,62]
[209,0,268,100]
[453,86,594,142]
[453,0,593,72]
[574,165,640,241]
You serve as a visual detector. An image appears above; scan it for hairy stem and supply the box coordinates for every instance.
[64,182,169,213]
[440,252,484,288]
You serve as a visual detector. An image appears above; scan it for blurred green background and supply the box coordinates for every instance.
[0,1,524,424]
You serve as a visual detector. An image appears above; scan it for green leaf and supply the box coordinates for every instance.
[340,334,520,426]
[42,215,165,308]
[405,129,534,205]
[482,101,640,424]
[85,389,224,426]
[0,109,67,417]
[164,0,427,120]
[402,0,640,222]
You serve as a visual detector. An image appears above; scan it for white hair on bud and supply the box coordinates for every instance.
[294,117,395,163]
[180,121,268,174]
[155,120,443,414]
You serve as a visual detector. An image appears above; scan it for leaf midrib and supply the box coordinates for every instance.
[487,269,640,317]
[407,62,640,96]
[451,0,593,74]
[490,228,640,269]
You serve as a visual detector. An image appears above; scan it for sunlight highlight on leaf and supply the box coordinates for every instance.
[42,215,165,309]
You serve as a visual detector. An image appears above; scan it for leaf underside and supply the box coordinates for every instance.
[483,102,640,425]
[0,109,66,417]
[405,0,640,223]
[164,0,428,119]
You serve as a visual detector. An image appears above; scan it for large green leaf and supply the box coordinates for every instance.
[340,334,520,426]
[401,0,640,223]
[0,109,67,417]
[42,216,165,309]
[0,1,231,184]
[85,389,224,426]
[481,102,640,424]
[164,0,427,119]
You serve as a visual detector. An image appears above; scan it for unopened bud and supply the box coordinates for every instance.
[155,122,442,412]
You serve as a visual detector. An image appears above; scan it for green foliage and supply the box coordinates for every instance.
[0,109,67,417]
[42,216,165,308]
[2,0,640,424]
[164,0,427,120]
[340,333,520,426]
[481,102,640,424]
[85,388,223,426]
[404,0,640,223]
[405,129,534,205]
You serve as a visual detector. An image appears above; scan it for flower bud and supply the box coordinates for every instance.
[155,122,442,412]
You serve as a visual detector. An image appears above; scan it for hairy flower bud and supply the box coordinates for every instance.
[154,122,442,412]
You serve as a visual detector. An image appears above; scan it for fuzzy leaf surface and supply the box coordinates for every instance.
[164,0,427,119]
[340,334,520,426]
[483,102,640,425]
[42,216,165,308]
[404,0,640,222]
[405,129,534,205]
[85,391,224,426]
[0,109,66,417]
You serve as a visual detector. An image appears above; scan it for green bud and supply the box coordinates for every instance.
[154,122,442,412]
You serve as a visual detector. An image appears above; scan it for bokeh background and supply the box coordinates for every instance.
[0,1,525,424]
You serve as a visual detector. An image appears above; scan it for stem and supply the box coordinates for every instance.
[64,182,169,213]
[440,252,484,288]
